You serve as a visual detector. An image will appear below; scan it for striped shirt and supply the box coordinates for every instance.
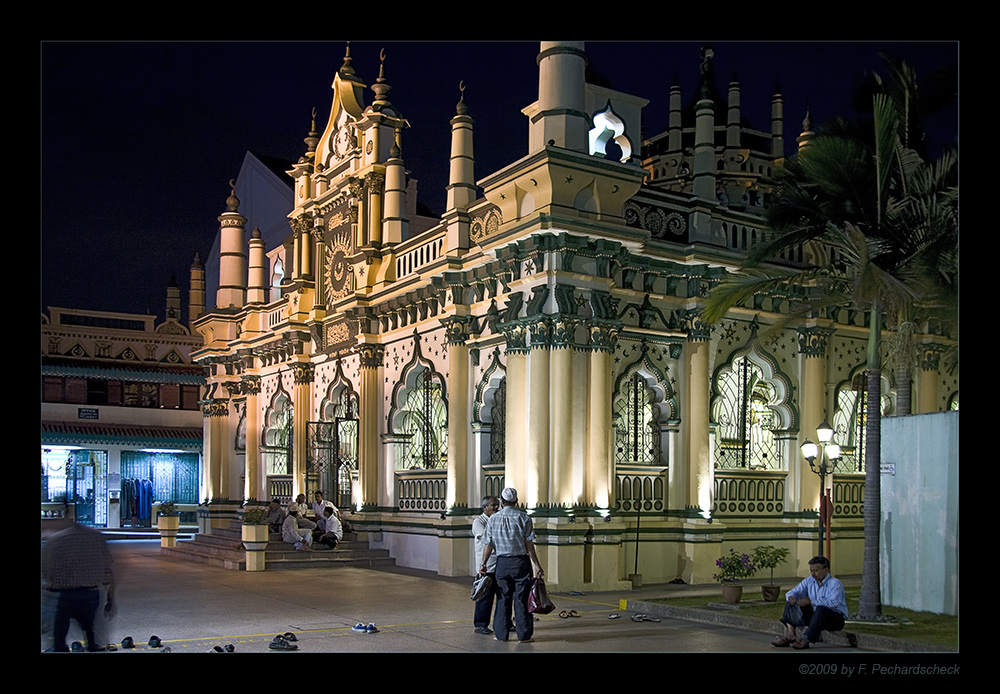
[482,506,536,557]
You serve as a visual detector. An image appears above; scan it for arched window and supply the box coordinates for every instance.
[490,378,506,467]
[832,371,893,473]
[614,372,662,466]
[310,383,359,509]
[396,368,448,470]
[262,392,292,475]
[713,356,779,469]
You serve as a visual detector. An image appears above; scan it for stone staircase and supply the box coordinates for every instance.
[161,521,395,571]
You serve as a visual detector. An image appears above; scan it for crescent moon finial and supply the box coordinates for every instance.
[380,48,386,62]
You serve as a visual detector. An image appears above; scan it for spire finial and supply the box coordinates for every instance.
[226,179,240,211]
[340,41,355,76]
[371,48,394,111]
[303,107,320,154]
[456,80,468,115]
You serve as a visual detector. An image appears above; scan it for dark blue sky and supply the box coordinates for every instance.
[40,41,958,321]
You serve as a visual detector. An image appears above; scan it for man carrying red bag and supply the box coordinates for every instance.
[480,487,545,643]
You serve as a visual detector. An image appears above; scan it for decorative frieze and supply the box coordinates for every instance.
[291,362,314,385]
[201,398,230,418]
[357,343,385,369]
[797,327,835,358]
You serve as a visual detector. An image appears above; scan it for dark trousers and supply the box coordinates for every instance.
[52,587,101,652]
[474,571,497,629]
[780,602,845,643]
[494,555,533,642]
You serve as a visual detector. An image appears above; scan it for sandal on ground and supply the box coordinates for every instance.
[282,632,298,642]
[559,611,570,618]
[269,635,298,651]
[771,635,795,647]
[608,613,621,619]
[568,610,581,618]
[792,638,810,650]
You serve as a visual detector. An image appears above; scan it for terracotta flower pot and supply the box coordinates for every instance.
[721,582,743,605]
[761,585,781,602]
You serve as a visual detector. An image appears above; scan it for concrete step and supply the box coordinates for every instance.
[162,524,395,571]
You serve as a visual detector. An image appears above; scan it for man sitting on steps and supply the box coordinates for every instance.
[282,504,313,551]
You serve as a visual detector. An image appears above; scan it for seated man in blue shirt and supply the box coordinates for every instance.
[772,555,849,649]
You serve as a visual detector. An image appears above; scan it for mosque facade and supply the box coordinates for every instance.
[189,42,957,588]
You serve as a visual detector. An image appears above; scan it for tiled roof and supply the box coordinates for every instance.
[41,421,203,448]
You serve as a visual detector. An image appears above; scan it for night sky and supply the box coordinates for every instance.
[40,41,958,323]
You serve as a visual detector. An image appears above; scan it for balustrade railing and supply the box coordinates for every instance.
[395,231,445,279]
[832,474,865,518]
[396,468,447,513]
[614,465,667,513]
[713,469,786,517]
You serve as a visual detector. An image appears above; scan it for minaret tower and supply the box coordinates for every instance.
[215,181,247,309]
[444,81,475,255]
[797,111,815,151]
[166,273,181,321]
[771,79,784,158]
[188,254,204,327]
[692,45,718,203]
[529,41,590,154]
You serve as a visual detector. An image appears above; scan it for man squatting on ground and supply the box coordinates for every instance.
[772,555,849,649]
[479,487,544,643]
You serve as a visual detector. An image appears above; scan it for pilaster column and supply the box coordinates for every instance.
[312,220,326,307]
[677,311,712,515]
[366,171,384,247]
[917,344,945,413]
[292,215,313,281]
[358,343,384,509]
[797,327,834,512]
[549,318,576,506]
[502,325,528,497]
[526,319,551,509]
[587,322,617,509]
[443,317,471,512]
[201,398,229,502]
[291,362,313,498]
[243,375,262,501]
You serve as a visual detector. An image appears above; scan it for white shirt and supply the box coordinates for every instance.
[319,513,343,541]
[312,499,337,518]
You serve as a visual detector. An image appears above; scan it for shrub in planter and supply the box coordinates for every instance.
[751,545,790,602]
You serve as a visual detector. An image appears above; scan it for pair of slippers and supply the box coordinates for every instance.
[119,635,162,649]
[211,644,236,652]
[557,610,581,618]
[352,622,379,634]
[630,613,661,622]
[269,633,299,651]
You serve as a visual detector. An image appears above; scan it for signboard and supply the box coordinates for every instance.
[78,407,99,420]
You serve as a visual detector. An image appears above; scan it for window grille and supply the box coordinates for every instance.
[614,372,661,466]
[713,356,780,469]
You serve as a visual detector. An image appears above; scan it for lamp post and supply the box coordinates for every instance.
[801,419,841,557]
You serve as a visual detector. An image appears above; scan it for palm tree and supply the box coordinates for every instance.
[703,57,957,619]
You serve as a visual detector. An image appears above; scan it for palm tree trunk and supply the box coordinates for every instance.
[895,364,912,415]
[858,309,883,618]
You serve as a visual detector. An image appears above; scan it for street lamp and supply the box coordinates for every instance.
[801,419,841,556]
